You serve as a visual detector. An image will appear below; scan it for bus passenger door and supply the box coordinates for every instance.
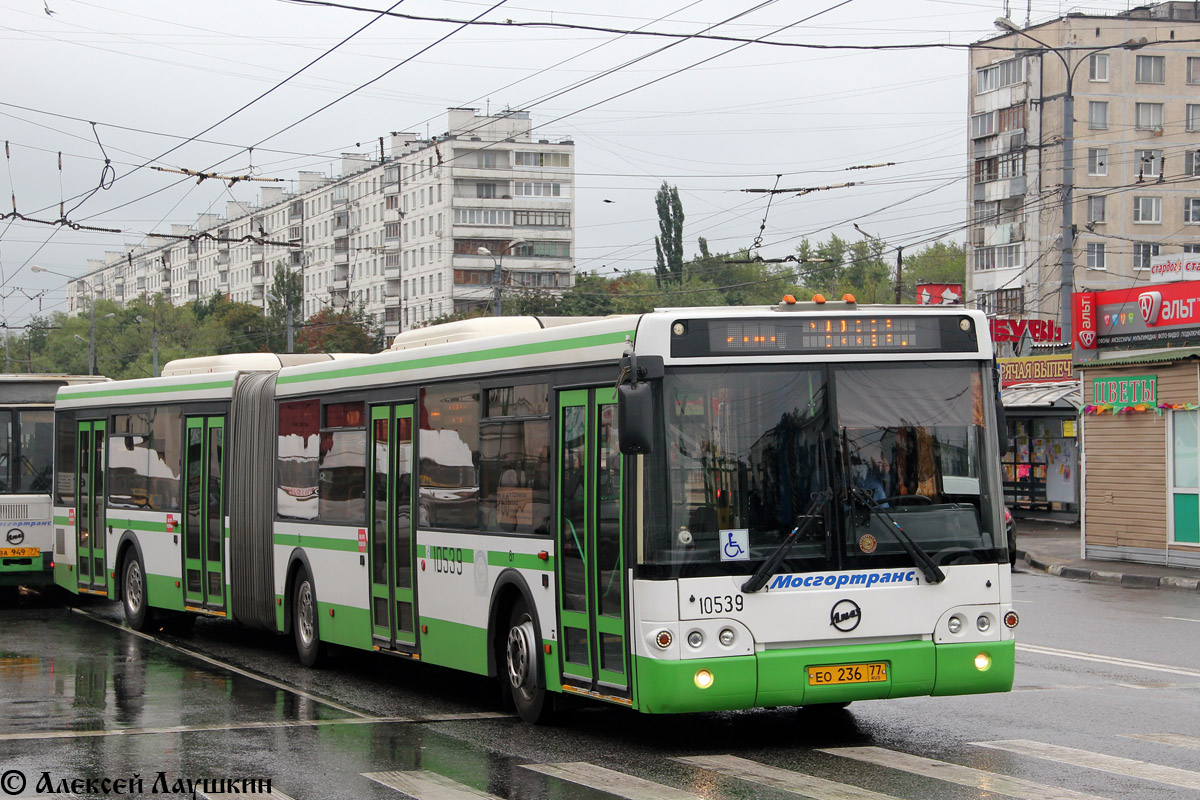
[557,388,628,699]
[369,404,417,653]
[75,420,107,595]
[182,416,226,612]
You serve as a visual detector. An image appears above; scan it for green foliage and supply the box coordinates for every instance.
[653,182,684,287]
[266,263,304,353]
[295,303,382,354]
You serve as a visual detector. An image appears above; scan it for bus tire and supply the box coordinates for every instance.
[293,571,326,668]
[505,600,553,724]
[121,550,153,632]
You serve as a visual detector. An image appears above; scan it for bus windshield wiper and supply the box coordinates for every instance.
[741,489,831,594]
[850,488,945,585]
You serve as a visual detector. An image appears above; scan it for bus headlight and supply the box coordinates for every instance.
[687,630,704,649]
[694,668,714,689]
[976,614,991,632]
[719,628,735,646]
[947,615,963,634]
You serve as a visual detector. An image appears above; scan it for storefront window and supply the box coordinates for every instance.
[1171,410,1200,544]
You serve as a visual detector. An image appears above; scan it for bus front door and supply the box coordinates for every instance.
[369,404,417,653]
[557,388,628,700]
[75,420,107,595]
[182,416,225,612]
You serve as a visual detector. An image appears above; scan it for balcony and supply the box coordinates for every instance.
[251,265,265,286]
[288,226,303,242]
[216,251,230,266]
[328,279,349,292]
[333,249,349,265]
[384,280,400,297]
[250,244,264,262]
[384,265,401,280]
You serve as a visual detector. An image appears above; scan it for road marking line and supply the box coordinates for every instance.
[821,746,1107,800]
[0,710,511,741]
[521,762,702,800]
[73,607,371,717]
[364,770,500,799]
[1125,733,1200,750]
[676,754,901,799]
[974,739,1200,791]
[1164,616,1200,623]
[1017,642,1200,678]
[195,789,294,800]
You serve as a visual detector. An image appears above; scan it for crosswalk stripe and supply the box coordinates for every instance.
[1125,732,1200,750]
[974,739,1200,791]
[821,746,1106,800]
[521,762,702,800]
[195,790,293,800]
[363,770,500,800]
[1017,642,1200,678]
[676,754,902,799]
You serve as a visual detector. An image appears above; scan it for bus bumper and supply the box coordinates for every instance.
[0,551,53,586]
[634,639,1014,713]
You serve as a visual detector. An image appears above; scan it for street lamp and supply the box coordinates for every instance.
[477,240,526,317]
[992,17,1148,355]
[32,265,101,374]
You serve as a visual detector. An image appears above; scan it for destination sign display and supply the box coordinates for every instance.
[670,316,980,358]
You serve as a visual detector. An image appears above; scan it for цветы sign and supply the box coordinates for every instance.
[1092,375,1156,407]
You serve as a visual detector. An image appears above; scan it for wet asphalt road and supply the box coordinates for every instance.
[2,569,1200,800]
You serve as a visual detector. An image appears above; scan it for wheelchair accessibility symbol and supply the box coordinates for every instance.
[719,528,750,562]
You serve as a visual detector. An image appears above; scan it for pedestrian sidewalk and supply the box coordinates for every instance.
[1016,517,1200,592]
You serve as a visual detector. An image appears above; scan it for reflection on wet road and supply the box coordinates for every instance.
[4,571,1200,799]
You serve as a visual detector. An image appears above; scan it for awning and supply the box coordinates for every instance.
[1001,380,1082,410]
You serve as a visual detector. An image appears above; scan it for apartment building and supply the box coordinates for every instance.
[967,2,1200,332]
[66,108,576,340]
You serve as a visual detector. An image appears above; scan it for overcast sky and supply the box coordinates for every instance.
[0,0,1145,325]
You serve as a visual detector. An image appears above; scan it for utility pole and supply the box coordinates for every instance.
[894,246,904,304]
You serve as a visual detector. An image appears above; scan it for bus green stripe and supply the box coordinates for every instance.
[273,533,360,552]
[277,330,635,386]
[62,379,234,400]
[106,518,172,533]
[487,551,554,571]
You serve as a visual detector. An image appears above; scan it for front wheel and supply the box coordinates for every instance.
[121,551,153,632]
[293,572,326,668]
[505,600,553,724]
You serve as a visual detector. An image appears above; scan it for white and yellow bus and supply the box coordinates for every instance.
[0,374,107,588]
[54,302,1017,721]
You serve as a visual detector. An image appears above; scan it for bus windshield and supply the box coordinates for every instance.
[642,362,1002,575]
[0,408,55,494]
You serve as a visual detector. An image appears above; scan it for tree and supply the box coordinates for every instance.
[266,262,303,352]
[653,182,684,286]
[296,303,382,354]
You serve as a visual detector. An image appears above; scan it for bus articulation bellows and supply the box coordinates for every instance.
[53,302,1017,720]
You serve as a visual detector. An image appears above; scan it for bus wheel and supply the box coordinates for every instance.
[293,572,326,668]
[121,551,153,632]
[505,600,553,724]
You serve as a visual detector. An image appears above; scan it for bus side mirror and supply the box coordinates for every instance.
[993,367,1009,456]
[618,382,654,454]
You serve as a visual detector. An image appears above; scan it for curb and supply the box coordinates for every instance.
[1019,550,1200,592]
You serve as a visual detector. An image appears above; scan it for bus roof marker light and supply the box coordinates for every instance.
[782,295,796,305]
[842,294,856,304]
[813,294,826,304]
[694,668,714,689]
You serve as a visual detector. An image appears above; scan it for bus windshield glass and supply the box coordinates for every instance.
[642,362,1001,574]
[0,408,55,494]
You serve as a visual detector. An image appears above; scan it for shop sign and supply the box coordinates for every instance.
[1073,280,1200,349]
[1149,254,1200,284]
[915,283,962,305]
[990,318,1062,343]
[1092,375,1156,408]
[998,355,1074,387]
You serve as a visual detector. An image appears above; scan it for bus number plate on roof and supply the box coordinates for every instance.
[808,661,887,686]
[0,547,39,558]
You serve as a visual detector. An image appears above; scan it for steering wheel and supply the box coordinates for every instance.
[880,494,933,506]
[931,546,980,566]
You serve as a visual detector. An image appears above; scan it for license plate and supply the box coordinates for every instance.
[808,661,887,686]
[0,547,39,558]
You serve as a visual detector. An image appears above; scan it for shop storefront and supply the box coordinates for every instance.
[1073,270,1200,567]
[997,355,1080,521]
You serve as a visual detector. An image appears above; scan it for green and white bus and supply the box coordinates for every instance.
[54,302,1017,720]
[0,374,107,588]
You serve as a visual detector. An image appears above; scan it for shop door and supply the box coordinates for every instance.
[182,416,225,611]
[75,420,107,594]
[369,404,417,652]
[557,388,628,697]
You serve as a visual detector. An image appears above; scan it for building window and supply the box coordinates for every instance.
[975,58,1022,93]
[1185,245,1200,254]
[998,152,1024,179]
[1088,101,1108,130]
[1133,196,1162,223]
[513,181,562,197]
[974,157,998,184]
[1087,195,1106,224]
[1188,151,1200,177]
[1189,57,1200,85]
[1088,148,1108,176]
[997,105,1025,132]
[514,210,571,227]
[1186,199,1200,224]
[1170,410,1200,544]
[1135,149,1164,178]
[1188,105,1200,132]
[973,201,999,224]
[1086,242,1106,270]
[1135,55,1165,84]
[970,112,995,139]
[973,244,1020,271]
[1134,242,1161,269]
[1135,102,1164,131]
[514,151,570,168]
[1089,53,1109,82]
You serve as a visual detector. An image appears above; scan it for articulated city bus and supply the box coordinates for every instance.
[53,302,1017,721]
[0,374,107,588]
